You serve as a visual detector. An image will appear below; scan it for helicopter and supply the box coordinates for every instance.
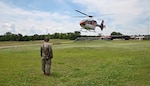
[76,10,106,32]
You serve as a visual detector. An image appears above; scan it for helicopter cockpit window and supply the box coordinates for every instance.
[93,20,97,23]
[92,20,97,26]
[88,21,92,24]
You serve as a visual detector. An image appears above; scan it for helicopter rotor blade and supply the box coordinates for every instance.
[75,10,93,18]
[73,16,88,18]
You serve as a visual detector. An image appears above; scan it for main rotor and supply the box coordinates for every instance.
[75,10,93,18]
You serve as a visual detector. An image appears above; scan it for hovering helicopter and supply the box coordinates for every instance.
[76,10,106,32]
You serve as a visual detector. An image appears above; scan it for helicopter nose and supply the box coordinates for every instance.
[80,22,85,25]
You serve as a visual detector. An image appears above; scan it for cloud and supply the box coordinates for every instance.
[0,1,79,35]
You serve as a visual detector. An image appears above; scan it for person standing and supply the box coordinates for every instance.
[40,37,53,76]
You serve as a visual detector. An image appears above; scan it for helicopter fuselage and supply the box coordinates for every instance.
[80,19,97,30]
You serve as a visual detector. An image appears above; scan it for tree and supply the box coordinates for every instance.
[5,32,12,36]
[74,31,81,37]
[111,31,122,35]
[33,34,40,40]
[52,33,60,39]
[23,35,32,41]
[17,33,23,41]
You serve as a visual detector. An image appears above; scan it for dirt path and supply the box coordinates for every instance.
[0,44,41,49]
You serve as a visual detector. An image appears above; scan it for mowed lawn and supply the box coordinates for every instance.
[0,40,149,86]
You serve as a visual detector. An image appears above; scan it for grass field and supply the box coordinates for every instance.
[0,40,149,86]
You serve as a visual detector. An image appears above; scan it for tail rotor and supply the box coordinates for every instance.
[98,20,106,31]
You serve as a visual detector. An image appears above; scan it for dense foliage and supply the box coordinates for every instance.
[111,31,123,35]
[0,31,81,41]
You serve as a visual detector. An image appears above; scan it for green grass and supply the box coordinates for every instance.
[0,40,149,86]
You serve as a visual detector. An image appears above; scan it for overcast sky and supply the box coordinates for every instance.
[0,0,150,35]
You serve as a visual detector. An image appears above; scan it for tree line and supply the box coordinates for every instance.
[0,31,81,41]
[0,31,123,41]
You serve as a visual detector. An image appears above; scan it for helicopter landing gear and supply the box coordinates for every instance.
[79,28,96,33]
[79,28,87,32]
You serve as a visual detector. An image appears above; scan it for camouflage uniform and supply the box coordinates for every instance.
[40,39,53,76]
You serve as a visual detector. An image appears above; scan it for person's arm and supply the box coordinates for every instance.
[49,45,53,58]
[40,46,42,57]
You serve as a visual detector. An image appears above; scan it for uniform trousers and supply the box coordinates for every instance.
[41,57,51,75]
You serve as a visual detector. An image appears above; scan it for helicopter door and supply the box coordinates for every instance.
[85,24,95,30]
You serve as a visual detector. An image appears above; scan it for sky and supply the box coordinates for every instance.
[0,0,150,36]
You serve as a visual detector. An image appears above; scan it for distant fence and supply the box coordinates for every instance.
[75,37,100,41]
[75,35,150,41]
[145,35,150,40]
[111,35,130,40]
